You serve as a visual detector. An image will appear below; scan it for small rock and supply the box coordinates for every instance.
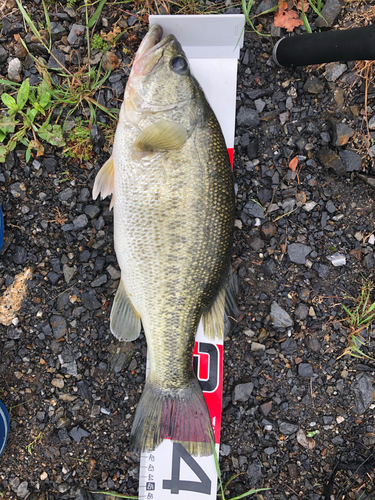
[91,274,107,287]
[339,150,362,172]
[0,46,7,64]
[58,187,74,202]
[221,443,231,456]
[246,235,264,251]
[270,302,293,328]
[327,252,346,266]
[244,200,265,218]
[69,426,90,443]
[247,460,262,487]
[50,315,67,340]
[13,246,27,264]
[8,58,22,82]
[318,148,346,175]
[295,304,308,320]
[251,342,265,352]
[67,24,85,45]
[303,75,324,94]
[316,0,342,27]
[73,214,88,229]
[103,51,119,71]
[47,48,66,70]
[260,401,272,416]
[362,253,374,269]
[298,363,313,377]
[260,221,277,240]
[233,382,254,402]
[16,481,29,498]
[304,334,320,352]
[331,121,355,147]
[52,378,64,389]
[85,204,100,218]
[236,107,260,129]
[279,422,299,435]
[288,243,312,265]
[325,62,347,82]
[369,115,375,131]
[325,200,336,213]
[81,290,101,310]
[352,374,374,414]
[63,264,76,284]
[313,263,329,278]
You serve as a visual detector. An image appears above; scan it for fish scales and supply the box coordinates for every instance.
[93,24,238,456]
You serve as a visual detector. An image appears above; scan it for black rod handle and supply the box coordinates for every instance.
[273,24,375,67]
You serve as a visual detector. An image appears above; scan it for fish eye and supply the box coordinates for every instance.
[170,56,189,74]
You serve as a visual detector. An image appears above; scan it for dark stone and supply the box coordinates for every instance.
[279,422,299,435]
[43,157,58,174]
[247,139,259,159]
[260,221,277,240]
[47,49,66,70]
[58,428,71,445]
[236,107,260,129]
[330,120,355,147]
[0,46,8,64]
[85,205,100,218]
[298,363,314,377]
[313,263,329,278]
[50,315,67,340]
[295,304,308,320]
[318,148,346,175]
[13,246,27,264]
[304,334,320,352]
[81,290,101,310]
[247,460,262,487]
[316,0,342,28]
[288,243,312,265]
[303,76,324,94]
[232,382,254,402]
[246,235,264,251]
[69,426,90,443]
[90,124,105,154]
[244,200,265,218]
[77,380,92,400]
[261,259,276,276]
[339,150,362,172]
[2,18,24,36]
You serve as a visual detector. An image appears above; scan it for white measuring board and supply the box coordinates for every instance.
[138,15,245,500]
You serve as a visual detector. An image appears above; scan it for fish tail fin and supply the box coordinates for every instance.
[130,376,213,456]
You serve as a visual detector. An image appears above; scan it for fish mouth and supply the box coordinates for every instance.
[132,25,173,76]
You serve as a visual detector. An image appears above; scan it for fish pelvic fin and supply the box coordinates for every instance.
[110,280,141,341]
[203,268,241,340]
[130,377,213,457]
[92,155,114,203]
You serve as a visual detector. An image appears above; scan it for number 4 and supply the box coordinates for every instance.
[163,443,211,495]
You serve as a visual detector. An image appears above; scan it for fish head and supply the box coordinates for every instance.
[124,25,199,117]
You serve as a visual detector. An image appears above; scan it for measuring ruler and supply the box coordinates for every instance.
[139,321,222,500]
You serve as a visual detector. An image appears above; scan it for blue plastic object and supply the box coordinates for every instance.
[0,205,3,251]
[0,400,10,457]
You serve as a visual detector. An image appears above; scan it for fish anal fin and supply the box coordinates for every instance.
[110,280,141,341]
[203,269,241,340]
[133,121,187,153]
[92,156,114,201]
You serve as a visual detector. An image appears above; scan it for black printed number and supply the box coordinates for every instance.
[162,443,211,495]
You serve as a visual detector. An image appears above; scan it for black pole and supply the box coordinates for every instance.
[273,24,375,68]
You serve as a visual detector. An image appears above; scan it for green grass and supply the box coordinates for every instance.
[339,279,375,361]
[0,0,118,163]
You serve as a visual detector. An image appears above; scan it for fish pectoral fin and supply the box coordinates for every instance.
[110,280,141,341]
[203,268,241,340]
[92,155,115,201]
[133,121,187,153]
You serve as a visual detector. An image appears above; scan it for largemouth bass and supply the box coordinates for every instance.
[93,24,238,456]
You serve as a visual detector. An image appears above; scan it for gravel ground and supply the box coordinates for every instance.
[0,1,375,499]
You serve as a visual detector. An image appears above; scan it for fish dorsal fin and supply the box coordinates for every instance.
[92,156,114,201]
[202,268,241,340]
[133,121,187,153]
